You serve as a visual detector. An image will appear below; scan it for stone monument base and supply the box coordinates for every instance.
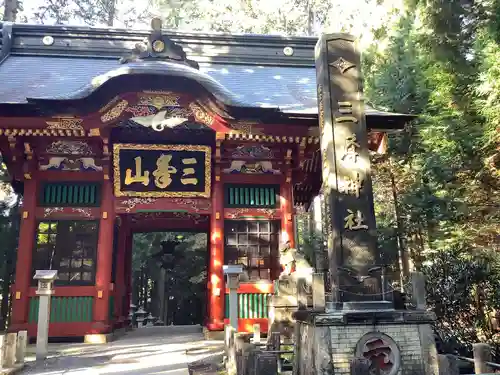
[293,309,438,375]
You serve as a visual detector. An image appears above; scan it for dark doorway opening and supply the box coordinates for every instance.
[131,231,208,326]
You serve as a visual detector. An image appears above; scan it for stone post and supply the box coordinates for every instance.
[267,331,280,351]
[235,333,252,375]
[33,270,57,361]
[223,265,243,331]
[316,33,389,307]
[411,271,427,310]
[16,330,27,364]
[226,327,237,375]
[297,278,307,310]
[0,334,4,368]
[252,324,261,344]
[255,351,278,375]
[473,343,492,375]
[312,273,326,311]
[4,333,17,367]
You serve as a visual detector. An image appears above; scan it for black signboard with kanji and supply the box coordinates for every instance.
[113,144,211,198]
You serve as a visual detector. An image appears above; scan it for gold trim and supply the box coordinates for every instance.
[98,96,121,113]
[46,118,84,130]
[100,100,129,123]
[22,211,28,219]
[113,143,212,198]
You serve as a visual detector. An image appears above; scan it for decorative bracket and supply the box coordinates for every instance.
[120,18,199,70]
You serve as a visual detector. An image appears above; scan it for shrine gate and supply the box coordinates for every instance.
[0,19,413,340]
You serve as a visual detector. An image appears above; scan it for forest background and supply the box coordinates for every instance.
[1,0,499,358]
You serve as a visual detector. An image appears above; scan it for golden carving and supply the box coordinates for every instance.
[125,157,150,186]
[113,144,211,198]
[344,209,368,230]
[22,211,29,219]
[120,197,158,212]
[339,172,363,198]
[228,121,264,135]
[330,57,356,74]
[100,100,128,123]
[46,118,84,130]
[138,92,180,108]
[152,154,177,188]
[341,135,361,164]
[189,103,214,126]
[102,211,108,219]
[89,128,101,136]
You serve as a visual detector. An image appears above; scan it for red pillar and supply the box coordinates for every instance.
[124,229,133,323]
[10,179,38,328]
[114,215,128,326]
[208,177,224,331]
[280,177,295,248]
[93,180,115,332]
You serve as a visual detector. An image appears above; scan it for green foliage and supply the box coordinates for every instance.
[365,0,500,355]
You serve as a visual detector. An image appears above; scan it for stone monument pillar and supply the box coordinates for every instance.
[293,34,438,375]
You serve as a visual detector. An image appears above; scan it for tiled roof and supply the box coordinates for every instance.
[0,22,413,120]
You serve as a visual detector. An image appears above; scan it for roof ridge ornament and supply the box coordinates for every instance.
[119,18,199,70]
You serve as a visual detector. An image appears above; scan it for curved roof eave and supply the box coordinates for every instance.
[26,60,253,108]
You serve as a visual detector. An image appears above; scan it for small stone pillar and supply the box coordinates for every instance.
[297,278,307,310]
[3,333,17,367]
[312,273,325,311]
[33,269,58,361]
[252,324,261,344]
[16,330,28,364]
[223,265,243,331]
[411,271,427,309]
[0,334,4,368]
[225,327,237,375]
[473,343,492,375]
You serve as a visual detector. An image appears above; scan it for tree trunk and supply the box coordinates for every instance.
[106,0,116,26]
[2,0,19,21]
[388,159,410,282]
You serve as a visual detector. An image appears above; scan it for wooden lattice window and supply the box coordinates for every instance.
[224,220,280,280]
[39,182,101,207]
[224,184,279,208]
[31,221,99,286]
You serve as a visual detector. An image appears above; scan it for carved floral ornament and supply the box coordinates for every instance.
[354,332,401,375]
[45,140,93,155]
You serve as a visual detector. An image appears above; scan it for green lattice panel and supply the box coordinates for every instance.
[28,296,93,323]
[40,183,101,207]
[224,293,271,319]
[225,185,278,208]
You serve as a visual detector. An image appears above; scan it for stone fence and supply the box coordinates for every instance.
[0,331,27,371]
[225,326,290,375]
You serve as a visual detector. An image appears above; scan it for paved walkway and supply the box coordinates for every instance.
[19,326,222,375]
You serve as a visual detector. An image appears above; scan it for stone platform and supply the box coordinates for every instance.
[293,308,438,375]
